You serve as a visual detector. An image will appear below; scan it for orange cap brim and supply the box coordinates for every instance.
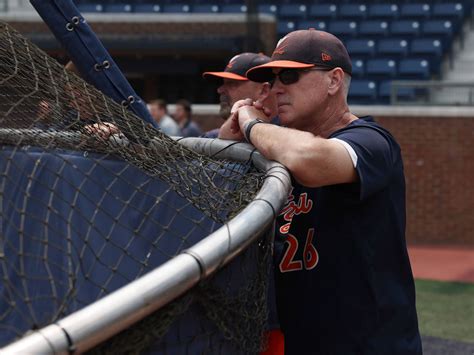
[202,71,248,81]
[246,60,315,82]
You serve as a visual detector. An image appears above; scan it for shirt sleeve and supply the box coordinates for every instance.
[334,126,400,200]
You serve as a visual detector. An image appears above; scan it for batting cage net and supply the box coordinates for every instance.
[0,22,290,354]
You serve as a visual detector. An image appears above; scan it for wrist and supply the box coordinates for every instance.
[243,118,266,145]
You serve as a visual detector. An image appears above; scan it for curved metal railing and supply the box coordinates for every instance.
[0,136,291,354]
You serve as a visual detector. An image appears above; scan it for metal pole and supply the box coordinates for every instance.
[0,138,292,354]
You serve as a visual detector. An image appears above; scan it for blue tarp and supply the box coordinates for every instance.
[0,147,274,353]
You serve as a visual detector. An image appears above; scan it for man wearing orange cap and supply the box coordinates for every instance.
[202,52,278,138]
[221,29,422,355]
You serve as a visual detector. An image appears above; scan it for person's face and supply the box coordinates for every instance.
[174,105,186,122]
[149,104,165,122]
[217,79,262,119]
[270,67,332,129]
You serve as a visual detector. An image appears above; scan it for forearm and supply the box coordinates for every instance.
[247,123,356,187]
[247,123,306,164]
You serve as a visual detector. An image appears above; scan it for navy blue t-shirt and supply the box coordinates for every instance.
[274,117,422,354]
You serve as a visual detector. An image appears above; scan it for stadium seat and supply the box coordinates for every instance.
[399,4,431,20]
[278,20,297,36]
[390,20,421,39]
[193,4,220,13]
[103,4,133,13]
[366,59,397,78]
[432,3,465,20]
[328,20,358,39]
[378,80,417,103]
[338,4,367,20]
[297,20,327,31]
[411,38,443,57]
[308,4,338,20]
[422,20,455,44]
[162,4,191,13]
[134,3,161,13]
[221,4,247,13]
[410,38,444,72]
[351,59,365,78]
[377,39,409,58]
[345,39,376,58]
[358,20,389,38]
[258,4,278,15]
[279,4,308,19]
[368,4,399,20]
[77,3,103,13]
[348,80,377,103]
[398,58,430,79]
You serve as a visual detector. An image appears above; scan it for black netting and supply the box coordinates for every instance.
[0,22,273,354]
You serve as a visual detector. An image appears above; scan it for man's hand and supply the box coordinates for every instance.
[84,122,120,140]
[218,98,271,140]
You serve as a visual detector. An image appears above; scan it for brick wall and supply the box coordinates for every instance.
[376,114,474,246]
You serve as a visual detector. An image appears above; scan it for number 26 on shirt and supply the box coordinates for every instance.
[279,228,319,273]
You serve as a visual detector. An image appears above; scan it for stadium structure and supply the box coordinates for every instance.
[0,0,473,353]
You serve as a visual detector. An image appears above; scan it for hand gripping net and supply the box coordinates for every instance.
[0,22,289,354]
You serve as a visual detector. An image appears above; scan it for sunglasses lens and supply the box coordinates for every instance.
[279,70,299,85]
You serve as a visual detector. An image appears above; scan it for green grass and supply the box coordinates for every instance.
[415,279,474,343]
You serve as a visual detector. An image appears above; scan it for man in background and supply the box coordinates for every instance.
[174,99,202,137]
[148,99,182,136]
[202,52,278,138]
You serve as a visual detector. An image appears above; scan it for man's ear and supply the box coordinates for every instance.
[327,68,344,96]
[258,82,272,102]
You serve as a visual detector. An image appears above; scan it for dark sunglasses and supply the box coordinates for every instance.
[269,67,333,87]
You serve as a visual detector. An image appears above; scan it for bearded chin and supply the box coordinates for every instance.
[219,103,231,120]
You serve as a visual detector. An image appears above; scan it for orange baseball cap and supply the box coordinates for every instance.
[246,29,352,82]
[203,52,271,81]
